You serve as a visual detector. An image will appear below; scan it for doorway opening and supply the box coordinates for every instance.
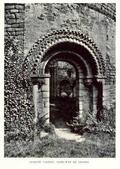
[46,60,79,127]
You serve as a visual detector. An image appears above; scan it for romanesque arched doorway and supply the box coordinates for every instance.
[23,30,105,125]
[45,59,78,126]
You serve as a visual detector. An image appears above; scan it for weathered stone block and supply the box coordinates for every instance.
[10,9,19,13]
[5,5,16,10]
[5,13,16,19]
[5,31,16,36]
[7,18,17,24]
[15,4,25,10]
[44,101,49,108]
[5,27,14,32]
[42,91,49,98]
[15,13,24,19]
[12,23,24,28]
[14,27,24,32]
[5,24,12,28]
[41,84,49,92]
[15,31,24,36]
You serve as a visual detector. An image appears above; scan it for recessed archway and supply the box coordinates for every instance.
[23,29,105,125]
[41,46,101,124]
[45,59,78,126]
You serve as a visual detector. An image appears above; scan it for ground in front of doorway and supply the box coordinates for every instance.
[4,130,115,158]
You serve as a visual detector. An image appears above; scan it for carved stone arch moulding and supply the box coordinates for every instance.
[23,29,105,78]
[40,51,90,76]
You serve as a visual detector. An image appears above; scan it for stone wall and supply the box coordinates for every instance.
[24,4,115,64]
[4,3,116,139]
[4,4,34,139]
[24,3,115,106]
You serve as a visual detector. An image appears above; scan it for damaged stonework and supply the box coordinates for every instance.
[4,3,116,140]
[24,30,106,128]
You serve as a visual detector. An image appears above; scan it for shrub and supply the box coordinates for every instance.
[66,103,115,136]
[35,113,55,139]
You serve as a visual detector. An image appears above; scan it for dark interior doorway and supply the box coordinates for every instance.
[46,60,78,127]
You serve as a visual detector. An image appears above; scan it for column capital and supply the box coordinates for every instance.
[31,74,50,85]
[84,77,93,86]
[39,73,51,78]
[31,76,40,85]
[93,75,105,83]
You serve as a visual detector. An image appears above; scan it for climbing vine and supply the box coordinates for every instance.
[4,33,34,141]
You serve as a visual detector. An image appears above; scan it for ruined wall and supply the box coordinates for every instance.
[24,3,115,106]
[25,4,115,63]
[4,3,116,139]
[24,4,115,63]
[4,4,34,139]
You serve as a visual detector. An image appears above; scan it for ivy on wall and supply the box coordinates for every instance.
[4,34,34,141]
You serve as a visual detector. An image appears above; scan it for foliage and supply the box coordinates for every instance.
[66,103,115,136]
[4,33,34,141]
[4,131,115,157]
[35,113,55,138]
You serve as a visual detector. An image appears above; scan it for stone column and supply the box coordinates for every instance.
[78,77,83,120]
[102,79,110,107]
[92,85,98,118]
[31,77,39,124]
[84,77,93,113]
[31,74,50,141]
[79,77,93,122]
[92,77,104,118]
[75,78,79,112]
[50,62,57,98]
[33,84,39,123]
[41,74,50,124]
[31,76,40,140]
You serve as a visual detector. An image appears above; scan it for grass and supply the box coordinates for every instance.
[4,131,115,158]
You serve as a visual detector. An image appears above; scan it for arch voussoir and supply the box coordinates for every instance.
[23,29,105,78]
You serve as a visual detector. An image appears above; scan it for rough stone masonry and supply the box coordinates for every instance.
[4,3,115,138]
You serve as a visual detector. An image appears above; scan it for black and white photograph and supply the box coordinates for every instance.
[3,2,116,159]
[1,1,120,168]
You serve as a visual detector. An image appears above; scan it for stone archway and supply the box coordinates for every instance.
[23,29,105,126]
[45,60,78,126]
